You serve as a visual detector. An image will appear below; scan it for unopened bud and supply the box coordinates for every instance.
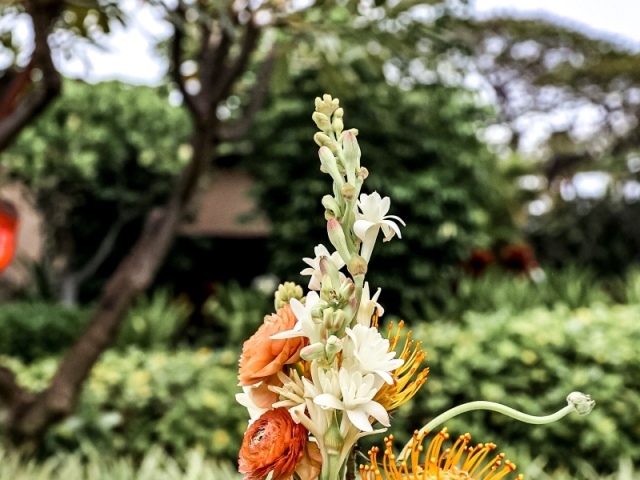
[324,209,336,221]
[327,219,351,264]
[325,335,342,357]
[341,183,356,202]
[347,254,368,276]
[301,342,327,361]
[567,392,595,415]
[333,117,344,135]
[322,195,342,218]
[314,132,333,147]
[320,274,334,302]
[322,419,345,454]
[358,167,369,180]
[319,147,344,186]
[322,308,344,332]
[343,130,361,169]
[312,112,332,132]
[274,282,305,310]
[320,256,342,290]
[338,278,356,302]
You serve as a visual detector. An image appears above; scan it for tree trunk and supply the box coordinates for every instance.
[4,125,217,443]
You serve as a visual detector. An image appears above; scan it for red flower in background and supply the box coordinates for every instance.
[500,244,540,274]
[0,200,18,274]
[463,248,495,277]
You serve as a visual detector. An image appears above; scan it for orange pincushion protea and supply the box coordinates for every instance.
[360,429,522,480]
[238,304,307,407]
[239,408,310,480]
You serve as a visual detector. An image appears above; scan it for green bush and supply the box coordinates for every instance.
[200,282,272,348]
[116,289,192,350]
[0,447,238,480]
[0,302,90,362]
[428,266,613,320]
[1,348,248,462]
[381,303,640,473]
[0,291,190,362]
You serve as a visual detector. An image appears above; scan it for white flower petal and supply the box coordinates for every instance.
[347,409,373,432]
[314,394,344,411]
[363,400,390,427]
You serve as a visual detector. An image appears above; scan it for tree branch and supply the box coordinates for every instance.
[0,367,27,408]
[0,0,63,153]
[75,216,128,285]
[171,20,203,119]
[9,124,218,441]
[210,20,260,105]
[216,47,276,141]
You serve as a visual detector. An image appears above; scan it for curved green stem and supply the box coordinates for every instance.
[400,402,574,459]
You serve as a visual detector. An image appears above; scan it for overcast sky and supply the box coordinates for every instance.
[45,0,640,85]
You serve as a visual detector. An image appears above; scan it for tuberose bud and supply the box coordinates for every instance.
[347,254,368,276]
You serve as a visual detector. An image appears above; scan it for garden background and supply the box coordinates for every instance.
[1,0,640,478]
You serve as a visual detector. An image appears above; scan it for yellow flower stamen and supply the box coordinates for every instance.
[373,321,429,411]
[359,429,523,480]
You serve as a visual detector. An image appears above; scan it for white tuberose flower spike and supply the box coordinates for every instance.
[354,192,406,262]
[301,244,346,291]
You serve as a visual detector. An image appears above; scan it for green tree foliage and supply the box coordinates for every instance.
[242,69,516,318]
[447,17,640,274]
[3,80,191,301]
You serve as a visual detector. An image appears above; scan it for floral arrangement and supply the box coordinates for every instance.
[236,95,594,480]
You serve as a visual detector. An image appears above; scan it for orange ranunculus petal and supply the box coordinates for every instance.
[239,408,310,480]
[238,304,307,388]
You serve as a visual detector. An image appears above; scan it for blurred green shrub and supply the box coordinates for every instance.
[116,289,192,350]
[381,303,640,473]
[1,348,247,462]
[0,302,90,362]
[427,266,613,320]
[0,291,190,362]
[0,446,238,480]
[200,282,272,348]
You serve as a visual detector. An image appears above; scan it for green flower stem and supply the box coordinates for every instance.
[400,401,574,459]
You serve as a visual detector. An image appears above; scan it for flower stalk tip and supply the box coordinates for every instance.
[567,392,595,415]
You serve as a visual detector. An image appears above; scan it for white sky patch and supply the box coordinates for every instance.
[474,0,640,50]
[573,171,611,198]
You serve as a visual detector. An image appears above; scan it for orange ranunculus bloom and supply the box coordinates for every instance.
[238,304,306,396]
[239,407,316,480]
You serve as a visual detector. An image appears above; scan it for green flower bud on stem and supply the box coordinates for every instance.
[322,195,342,218]
[567,392,596,415]
[301,342,327,361]
[318,147,344,188]
[340,183,356,202]
[325,335,342,362]
[319,256,342,291]
[347,254,368,277]
[312,112,332,133]
[327,219,352,264]
[274,282,306,310]
[314,132,333,148]
[343,130,361,170]
[333,117,344,135]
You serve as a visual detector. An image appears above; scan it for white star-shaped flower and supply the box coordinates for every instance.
[270,291,322,343]
[342,324,404,386]
[354,192,405,262]
[313,367,389,432]
[355,282,384,326]
[301,244,346,290]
